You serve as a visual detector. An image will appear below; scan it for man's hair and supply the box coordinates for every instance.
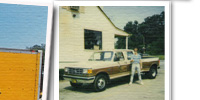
[134,47,138,50]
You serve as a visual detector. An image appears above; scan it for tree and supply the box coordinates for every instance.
[117,11,165,55]
[26,44,46,64]
[115,20,143,52]
[138,11,165,54]
[115,36,126,49]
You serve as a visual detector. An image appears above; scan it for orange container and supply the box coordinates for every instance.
[0,48,42,100]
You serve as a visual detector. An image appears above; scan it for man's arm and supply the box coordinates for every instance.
[140,55,142,69]
[130,55,134,62]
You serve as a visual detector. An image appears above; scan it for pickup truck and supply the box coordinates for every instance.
[63,49,160,92]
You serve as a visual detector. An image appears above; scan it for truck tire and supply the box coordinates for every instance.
[70,82,83,88]
[93,74,107,92]
[148,66,157,79]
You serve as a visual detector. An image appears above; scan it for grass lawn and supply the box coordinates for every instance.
[152,55,165,60]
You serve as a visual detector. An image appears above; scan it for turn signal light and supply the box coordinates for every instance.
[88,69,92,74]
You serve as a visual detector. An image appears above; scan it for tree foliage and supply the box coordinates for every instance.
[115,36,126,49]
[26,44,46,65]
[116,11,165,55]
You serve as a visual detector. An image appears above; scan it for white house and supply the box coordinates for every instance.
[59,6,130,68]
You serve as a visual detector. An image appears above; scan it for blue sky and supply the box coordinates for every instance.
[0,3,48,49]
[103,6,164,29]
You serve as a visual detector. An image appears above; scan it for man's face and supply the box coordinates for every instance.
[134,48,138,52]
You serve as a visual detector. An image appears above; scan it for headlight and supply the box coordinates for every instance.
[64,67,68,72]
[83,69,92,74]
[83,69,88,74]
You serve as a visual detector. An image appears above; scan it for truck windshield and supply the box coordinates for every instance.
[89,51,113,61]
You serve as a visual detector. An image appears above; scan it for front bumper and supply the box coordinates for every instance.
[63,75,95,83]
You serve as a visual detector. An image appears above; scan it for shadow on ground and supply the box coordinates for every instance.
[63,74,150,93]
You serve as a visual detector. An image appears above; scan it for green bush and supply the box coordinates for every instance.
[146,38,164,55]
[59,69,65,80]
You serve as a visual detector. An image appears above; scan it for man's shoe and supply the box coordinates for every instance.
[129,82,132,85]
[139,81,144,85]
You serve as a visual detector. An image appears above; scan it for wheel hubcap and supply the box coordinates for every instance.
[152,70,156,77]
[97,78,105,89]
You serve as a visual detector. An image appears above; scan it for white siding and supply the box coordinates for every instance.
[59,6,127,68]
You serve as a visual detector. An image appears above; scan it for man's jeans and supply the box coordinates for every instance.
[130,63,142,83]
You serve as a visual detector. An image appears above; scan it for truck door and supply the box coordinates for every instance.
[114,52,128,72]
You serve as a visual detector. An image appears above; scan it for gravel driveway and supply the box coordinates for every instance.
[59,60,165,100]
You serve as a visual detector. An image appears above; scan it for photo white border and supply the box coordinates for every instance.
[0,1,53,100]
[54,1,171,100]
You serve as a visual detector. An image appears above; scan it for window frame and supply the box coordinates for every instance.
[114,52,125,62]
[70,6,79,11]
[127,51,134,60]
[89,51,113,61]
[84,29,102,50]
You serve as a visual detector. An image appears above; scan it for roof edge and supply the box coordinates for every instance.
[97,6,131,36]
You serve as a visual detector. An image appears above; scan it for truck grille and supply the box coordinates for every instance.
[68,68,83,75]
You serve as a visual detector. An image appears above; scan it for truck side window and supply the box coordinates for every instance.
[114,52,125,61]
[127,51,133,60]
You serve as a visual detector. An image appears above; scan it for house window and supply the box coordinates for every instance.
[84,29,102,50]
[70,6,79,11]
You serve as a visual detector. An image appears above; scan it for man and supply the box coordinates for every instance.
[129,48,143,85]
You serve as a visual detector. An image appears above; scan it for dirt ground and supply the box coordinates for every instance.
[59,60,165,100]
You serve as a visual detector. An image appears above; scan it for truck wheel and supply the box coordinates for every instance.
[148,67,157,79]
[93,75,107,92]
[70,82,83,88]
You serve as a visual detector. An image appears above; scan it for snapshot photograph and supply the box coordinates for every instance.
[58,4,169,100]
[0,2,52,100]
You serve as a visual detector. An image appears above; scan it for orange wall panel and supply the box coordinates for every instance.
[0,52,41,100]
